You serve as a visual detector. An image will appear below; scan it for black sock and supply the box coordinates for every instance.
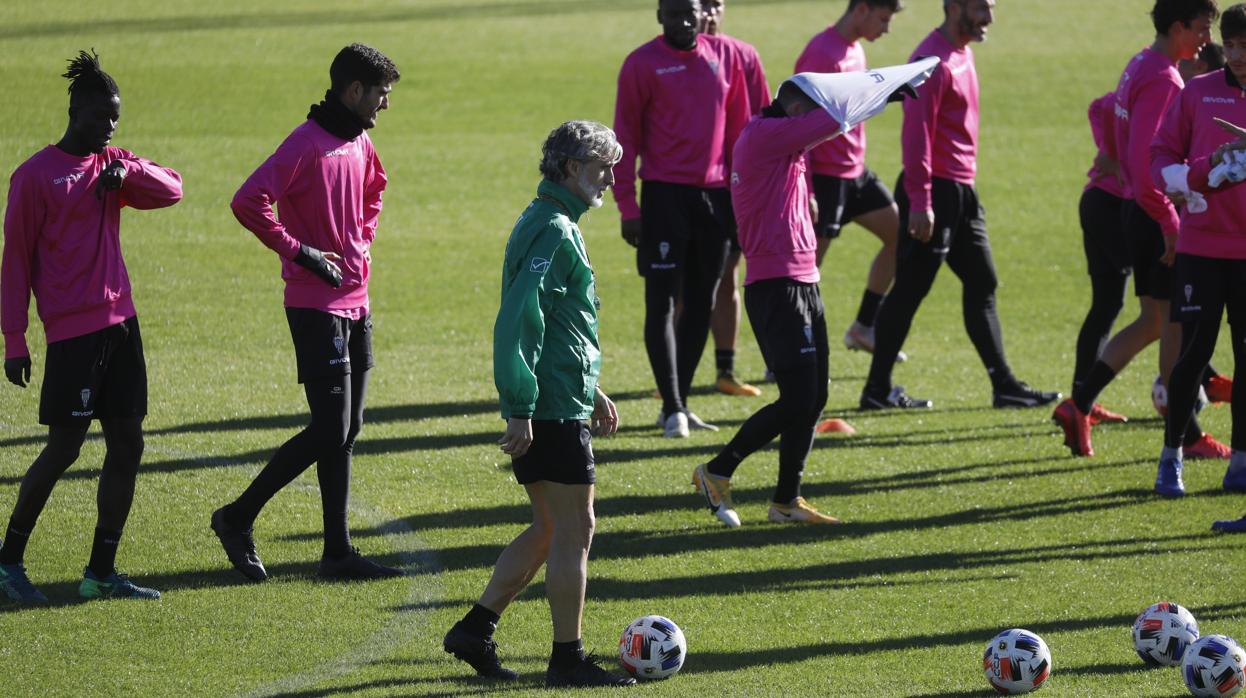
[87,527,122,578]
[462,603,501,639]
[706,448,744,480]
[551,638,585,669]
[715,349,735,376]
[1072,361,1116,414]
[856,290,884,327]
[0,520,32,565]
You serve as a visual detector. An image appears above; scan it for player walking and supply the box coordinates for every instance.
[442,121,635,688]
[1151,4,1246,498]
[1052,0,1224,457]
[210,44,402,582]
[859,0,1060,411]
[0,50,182,602]
[614,0,753,436]
[796,0,907,361]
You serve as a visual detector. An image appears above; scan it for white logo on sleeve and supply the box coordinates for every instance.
[530,257,551,273]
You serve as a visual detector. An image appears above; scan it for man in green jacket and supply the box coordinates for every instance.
[442,121,635,688]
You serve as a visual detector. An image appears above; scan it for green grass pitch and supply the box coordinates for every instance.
[1,0,1243,695]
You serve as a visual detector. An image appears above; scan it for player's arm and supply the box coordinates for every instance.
[362,144,387,247]
[1150,87,1197,195]
[901,63,946,242]
[1,172,41,386]
[494,229,567,452]
[1128,79,1182,242]
[231,137,341,286]
[613,55,646,246]
[105,150,183,209]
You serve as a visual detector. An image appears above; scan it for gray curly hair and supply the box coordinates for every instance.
[539,120,623,181]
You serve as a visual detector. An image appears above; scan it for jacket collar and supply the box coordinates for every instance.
[537,179,589,223]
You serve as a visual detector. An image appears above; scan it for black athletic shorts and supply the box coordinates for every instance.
[39,316,147,426]
[1080,187,1131,278]
[637,180,732,279]
[1170,253,1246,326]
[811,169,895,239]
[511,419,596,485]
[743,278,828,373]
[286,308,374,384]
[1123,200,1171,299]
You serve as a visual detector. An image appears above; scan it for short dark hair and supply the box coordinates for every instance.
[1201,40,1227,68]
[1152,0,1219,35]
[329,43,400,94]
[63,49,118,104]
[849,0,903,10]
[1221,3,1246,40]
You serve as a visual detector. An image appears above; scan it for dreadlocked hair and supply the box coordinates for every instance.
[63,49,119,102]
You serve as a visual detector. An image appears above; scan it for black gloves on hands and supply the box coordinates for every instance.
[888,84,919,103]
[5,357,31,388]
[294,243,343,288]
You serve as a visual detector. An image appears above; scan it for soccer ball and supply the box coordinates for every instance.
[1133,601,1199,666]
[618,615,686,680]
[1183,634,1246,697]
[983,629,1052,694]
[1152,375,1208,417]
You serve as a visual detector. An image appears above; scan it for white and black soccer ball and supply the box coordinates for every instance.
[983,628,1052,694]
[1153,375,1208,417]
[1183,634,1246,697]
[1133,601,1199,666]
[618,615,686,680]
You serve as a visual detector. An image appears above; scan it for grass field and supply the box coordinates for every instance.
[2,0,1244,695]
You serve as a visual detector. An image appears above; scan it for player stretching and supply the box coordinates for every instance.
[796,0,907,361]
[1151,5,1246,498]
[443,122,634,688]
[0,51,182,602]
[210,44,402,582]
[701,0,771,398]
[858,0,1060,411]
[1052,0,1224,457]
[692,60,936,527]
[614,0,753,436]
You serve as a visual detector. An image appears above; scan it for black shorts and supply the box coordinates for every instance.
[39,316,147,426]
[811,169,895,239]
[1170,253,1246,326]
[1080,187,1131,278]
[511,420,596,485]
[743,278,828,373]
[1123,200,1171,299]
[637,181,732,279]
[286,308,375,384]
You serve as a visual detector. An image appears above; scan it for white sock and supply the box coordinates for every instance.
[1161,446,1182,462]
[1230,450,1246,472]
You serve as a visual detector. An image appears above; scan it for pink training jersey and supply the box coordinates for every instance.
[1086,92,1126,198]
[901,29,979,213]
[612,33,752,220]
[795,27,868,179]
[731,109,842,286]
[232,120,386,315]
[1151,69,1246,259]
[1111,46,1183,235]
[2,145,182,359]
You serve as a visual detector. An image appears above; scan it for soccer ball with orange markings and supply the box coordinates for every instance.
[983,628,1051,694]
[1133,601,1199,666]
[618,615,686,680]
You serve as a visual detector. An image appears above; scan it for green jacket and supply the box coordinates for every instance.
[494,179,601,420]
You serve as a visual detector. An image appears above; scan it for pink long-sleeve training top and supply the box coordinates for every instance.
[612,33,752,221]
[1111,46,1183,235]
[1151,68,1246,259]
[901,29,979,213]
[732,108,842,286]
[231,120,386,315]
[2,145,182,359]
[794,27,869,179]
[1087,92,1127,198]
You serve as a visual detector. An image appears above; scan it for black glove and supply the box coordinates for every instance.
[293,243,343,288]
[887,83,919,103]
[5,357,31,388]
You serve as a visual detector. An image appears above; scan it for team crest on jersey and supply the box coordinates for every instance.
[80,388,92,408]
[334,336,345,355]
[659,242,671,260]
